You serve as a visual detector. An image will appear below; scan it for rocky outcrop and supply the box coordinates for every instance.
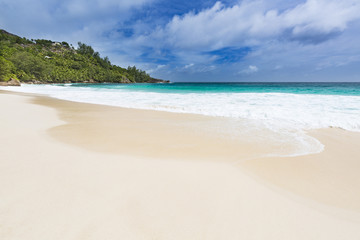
[121,76,131,83]
[27,80,43,84]
[0,78,21,86]
[148,78,170,83]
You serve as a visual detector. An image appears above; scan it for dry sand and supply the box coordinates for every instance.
[1,90,360,239]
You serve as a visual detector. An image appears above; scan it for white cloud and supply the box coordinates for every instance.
[151,0,360,50]
[240,65,259,74]
[184,63,194,69]
[177,63,216,73]
[249,65,258,72]
[0,0,153,43]
[64,0,151,17]
[146,64,166,74]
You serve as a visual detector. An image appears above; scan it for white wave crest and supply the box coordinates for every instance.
[4,84,360,156]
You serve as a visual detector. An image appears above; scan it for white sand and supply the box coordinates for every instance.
[1,91,360,240]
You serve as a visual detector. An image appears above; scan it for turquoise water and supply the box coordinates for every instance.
[66,82,360,96]
[4,82,360,134]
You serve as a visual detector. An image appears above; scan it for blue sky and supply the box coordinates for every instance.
[1,0,360,82]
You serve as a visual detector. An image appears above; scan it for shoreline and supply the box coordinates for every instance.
[1,90,360,239]
[32,93,306,161]
[1,85,326,158]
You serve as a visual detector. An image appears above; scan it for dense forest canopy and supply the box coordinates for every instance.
[0,29,166,83]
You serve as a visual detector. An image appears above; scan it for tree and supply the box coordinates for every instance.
[35,39,53,47]
[10,52,51,81]
[0,56,12,81]
[61,41,70,48]
[77,42,95,56]
[0,31,157,83]
[127,65,150,82]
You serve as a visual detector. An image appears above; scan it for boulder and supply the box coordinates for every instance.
[121,76,131,83]
[0,78,21,86]
[27,80,43,84]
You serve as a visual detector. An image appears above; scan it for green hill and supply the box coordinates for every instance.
[0,29,168,84]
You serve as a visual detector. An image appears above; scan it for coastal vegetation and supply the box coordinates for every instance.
[0,29,165,84]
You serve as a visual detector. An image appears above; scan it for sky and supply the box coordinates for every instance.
[1,0,360,82]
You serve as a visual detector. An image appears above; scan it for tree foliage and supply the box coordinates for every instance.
[127,66,150,82]
[0,29,157,83]
[0,56,14,80]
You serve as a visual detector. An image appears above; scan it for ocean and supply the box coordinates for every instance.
[3,82,360,156]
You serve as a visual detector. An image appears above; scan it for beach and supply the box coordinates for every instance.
[1,90,360,239]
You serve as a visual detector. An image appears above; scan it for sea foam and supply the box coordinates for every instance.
[3,84,360,156]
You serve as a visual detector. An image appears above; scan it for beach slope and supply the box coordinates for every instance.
[1,91,360,240]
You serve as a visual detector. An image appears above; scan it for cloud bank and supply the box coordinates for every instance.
[148,0,360,49]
